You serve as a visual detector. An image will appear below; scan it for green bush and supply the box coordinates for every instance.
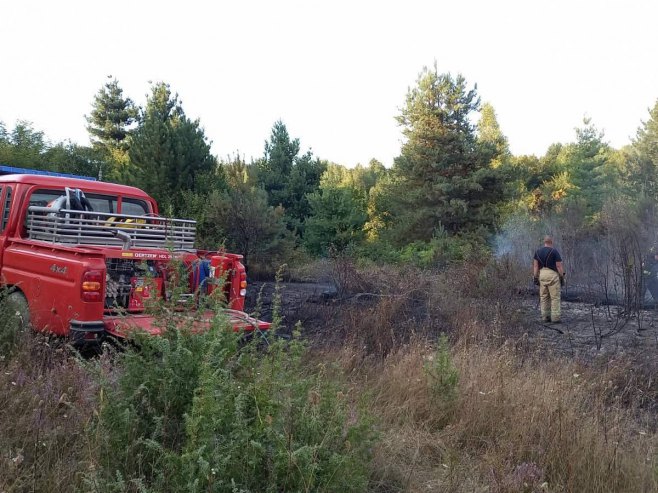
[423,334,459,426]
[358,226,490,269]
[86,310,375,492]
[0,288,27,358]
[88,321,212,487]
[179,329,375,493]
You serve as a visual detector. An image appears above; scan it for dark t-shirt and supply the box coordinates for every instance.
[533,246,562,272]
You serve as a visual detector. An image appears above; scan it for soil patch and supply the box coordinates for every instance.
[521,296,658,366]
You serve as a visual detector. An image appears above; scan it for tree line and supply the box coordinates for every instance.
[2,64,658,273]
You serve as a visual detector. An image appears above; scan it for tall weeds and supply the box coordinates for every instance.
[0,338,96,492]
[362,340,658,492]
[313,257,658,492]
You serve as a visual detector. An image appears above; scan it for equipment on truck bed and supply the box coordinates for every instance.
[0,170,269,346]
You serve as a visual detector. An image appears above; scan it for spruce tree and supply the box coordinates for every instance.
[304,186,367,255]
[567,119,612,214]
[86,78,137,179]
[257,120,300,207]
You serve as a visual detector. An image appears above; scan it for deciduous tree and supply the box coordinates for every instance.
[200,156,291,271]
[0,121,47,169]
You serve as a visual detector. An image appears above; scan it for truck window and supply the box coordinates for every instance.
[2,186,12,232]
[120,198,149,216]
[86,194,118,214]
[29,189,118,213]
[0,185,4,232]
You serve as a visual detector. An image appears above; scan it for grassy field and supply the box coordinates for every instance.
[1,260,657,492]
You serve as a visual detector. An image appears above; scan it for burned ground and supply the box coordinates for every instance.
[247,278,658,374]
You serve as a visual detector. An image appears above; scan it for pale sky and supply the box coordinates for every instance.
[1,0,657,167]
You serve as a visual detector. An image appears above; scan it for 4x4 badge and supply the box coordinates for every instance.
[50,264,67,275]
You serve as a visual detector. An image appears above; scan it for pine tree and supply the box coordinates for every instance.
[629,100,658,200]
[129,83,216,213]
[387,64,504,243]
[256,121,325,234]
[283,151,326,231]
[477,102,510,169]
[304,186,367,255]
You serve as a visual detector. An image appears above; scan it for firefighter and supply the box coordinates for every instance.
[532,235,566,323]
[642,249,658,304]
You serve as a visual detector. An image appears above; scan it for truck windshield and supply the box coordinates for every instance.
[28,189,149,215]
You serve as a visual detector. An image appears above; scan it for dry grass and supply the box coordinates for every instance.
[0,336,98,493]
[321,338,658,493]
[302,256,529,359]
[308,255,658,492]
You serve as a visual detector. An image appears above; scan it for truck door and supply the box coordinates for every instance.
[0,185,13,270]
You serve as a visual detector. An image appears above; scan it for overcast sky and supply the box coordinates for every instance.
[1,0,657,167]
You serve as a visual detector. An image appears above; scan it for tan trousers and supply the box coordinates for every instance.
[539,268,561,322]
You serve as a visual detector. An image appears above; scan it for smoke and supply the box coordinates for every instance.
[494,202,657,305]
[494,211,545,267]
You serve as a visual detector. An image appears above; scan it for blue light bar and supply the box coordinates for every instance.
[0,164,97,181]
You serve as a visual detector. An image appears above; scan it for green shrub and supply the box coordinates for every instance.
[88,322,212,488]
[86,306,376,492]
[359,227,490,269]
[179,328,375,493]
[0,288,27,358]
[423,334,459,426]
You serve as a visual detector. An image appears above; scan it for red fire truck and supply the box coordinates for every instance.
[0,170,269,346]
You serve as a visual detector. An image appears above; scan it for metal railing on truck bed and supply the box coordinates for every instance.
[25,207,196,250]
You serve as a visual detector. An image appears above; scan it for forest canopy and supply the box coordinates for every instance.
[2,66,658,273]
